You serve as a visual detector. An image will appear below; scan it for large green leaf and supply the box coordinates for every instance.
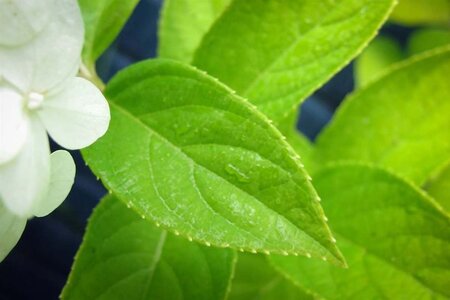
[425,161,450,212]
[83,59,344,264]
[192,0,395,126]
[316,47,450,184]
[229,253,313,300]
[354,36,403,87]
[78,0,139,73]
[158,0,231,63]
[62,196,236,300]
[390,0,450,26]
[270,164,450,299]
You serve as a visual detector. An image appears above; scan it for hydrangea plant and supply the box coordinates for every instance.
[1,0,449,299]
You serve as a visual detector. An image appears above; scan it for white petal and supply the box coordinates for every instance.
[0,201,26,262]
[0,85,28,164]
[0,0,84,93]
[0,116,50,217]
[0,0,55,47]
[33,150,75,217]
[39,77,110,150]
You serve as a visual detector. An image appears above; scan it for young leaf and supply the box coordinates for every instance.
[316,47,450,184]
[83,59,344,264]
[229,253,313,300]
[354,36,403,87]
[424,162,450,212]
[158,0,231,63]
[270,164,450,299]
[192,0,396,126]
[78,0,140,73]
[62,195,236,300]
[390,0,450,26]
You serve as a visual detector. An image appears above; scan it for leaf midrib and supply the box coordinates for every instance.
[108,101,333,258]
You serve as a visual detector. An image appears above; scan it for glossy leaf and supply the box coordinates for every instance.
[390,0,450,26]
[425,162,450,212]
[78,0,139,73]
[83,59,343,264]
[271,164,450,299]
[158,0,231,63]
[192,0,395,126]
[354,36,403,87]
[316,47,450,184]
[229,253,313,300]
[62,195,236,300]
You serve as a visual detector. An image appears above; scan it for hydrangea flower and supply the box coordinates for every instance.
[0,0,110,261]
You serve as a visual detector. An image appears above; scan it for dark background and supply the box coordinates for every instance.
[0,0,413,299]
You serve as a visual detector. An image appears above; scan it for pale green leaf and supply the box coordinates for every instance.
[229,253,314,300]
[192,0,395,126]
[390,0,450,26]
[62,195,236,300]
[0,201,26,262]
[82,59,344,264]
[354,36,403,87]
[316,47,450,184]
[77,0,139,72]
[424,161,450,212]
[407,28,450,57]
[270,164,450,299]
[158,0,231,63]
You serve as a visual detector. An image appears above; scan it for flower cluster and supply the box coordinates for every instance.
[0,0,110,261]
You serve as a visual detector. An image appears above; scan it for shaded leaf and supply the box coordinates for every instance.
[158,0,231,63]
[229,253,314,300]
[407,28,450,57]
[83,59,343,264]
[193,0,395,126]
[78,0,139,73]
[271,164,450,299]
[316,47,450,184]
[390,0,450,26]
[62,195,236,300]
[354,36,403,87]
[425,161,450,212]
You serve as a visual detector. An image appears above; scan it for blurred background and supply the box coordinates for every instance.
[0,0,447,298]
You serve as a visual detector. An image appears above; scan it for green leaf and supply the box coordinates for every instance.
[229,253,314,300]
[270,164,450,299]
[77,0,139,73]
[83,59,344,264]
[407,28,450,57]
[0,201,26,262]
[424,161,450,212]
[192,0,395,126]
[316,47,450,184]
[390,0,450,26]
[158,0,231,63]
[354,36,403,87]
[62,195,236,300]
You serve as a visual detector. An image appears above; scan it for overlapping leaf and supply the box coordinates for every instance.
[192,0,395,127]
[62,196,236,300]
[78,0,140,73]
[425,162,450,212]
[390,0,450,25]
[229,253,313,300]
[82,59,343,263]
[316,48,450,184]
[270,164,450,299]
[158,0,231,63]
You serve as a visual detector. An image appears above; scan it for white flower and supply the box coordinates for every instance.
[0,0,110,260]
